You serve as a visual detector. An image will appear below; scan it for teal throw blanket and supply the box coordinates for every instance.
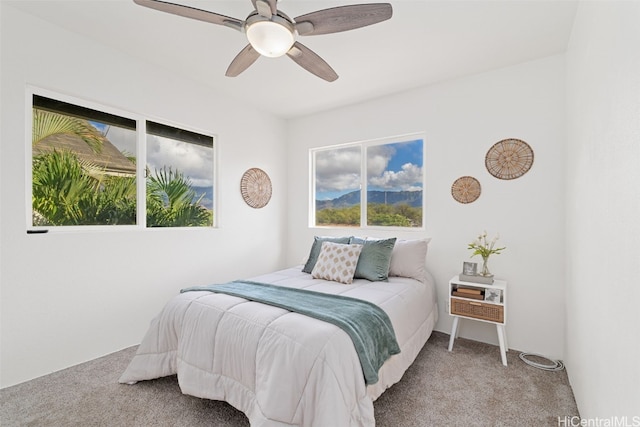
[181,280,400,384]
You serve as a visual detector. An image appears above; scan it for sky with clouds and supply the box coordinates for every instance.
[146,136,213,188]
[315,139,423,200]
[100,121,421,203]
[97,123,214,188]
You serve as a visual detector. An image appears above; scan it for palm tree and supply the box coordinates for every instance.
[31,109,136,225]
[32,109,105,152]
[146,167,212,227]
[32,150,136,225]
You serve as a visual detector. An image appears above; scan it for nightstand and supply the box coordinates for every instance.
[447,275,508,366]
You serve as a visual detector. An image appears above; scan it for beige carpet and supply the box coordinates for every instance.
[0,331,579,426]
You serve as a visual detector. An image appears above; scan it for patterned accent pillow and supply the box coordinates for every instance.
[311,242,363,284]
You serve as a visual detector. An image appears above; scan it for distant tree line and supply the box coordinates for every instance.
[316,203,421,227]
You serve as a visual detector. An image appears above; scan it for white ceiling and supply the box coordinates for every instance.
[7,0,578,119]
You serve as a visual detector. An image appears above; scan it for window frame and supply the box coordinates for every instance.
[310,133,426,230]
[26,87,217,232]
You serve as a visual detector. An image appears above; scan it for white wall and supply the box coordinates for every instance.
[286,55,567,358]
[7,3,639,418]
[0,5,288,387]
[565,1,640,418]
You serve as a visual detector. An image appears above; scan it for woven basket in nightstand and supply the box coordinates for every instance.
[451,298,504,323]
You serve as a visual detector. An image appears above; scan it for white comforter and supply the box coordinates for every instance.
[119,267,438,427]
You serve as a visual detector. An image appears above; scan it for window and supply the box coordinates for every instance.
[30,93,215,229]
[312,134,424,228]
[145,122,214,227]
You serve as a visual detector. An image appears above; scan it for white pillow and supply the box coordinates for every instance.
[388,238,431,283]
[311,242,363,284]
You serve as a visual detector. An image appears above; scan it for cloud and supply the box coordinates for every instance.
[315,144,423,193]
[103,126,137,157]
[366,144,395,177]
[315,146,361,192]
[102,127,213,187]
[367,144,422,190]
[368,162,423,190]
[147,135,214,187]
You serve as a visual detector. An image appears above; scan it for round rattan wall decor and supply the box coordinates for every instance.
[485,138,534,180]
[451,176,481,204]
[240,168,272,208]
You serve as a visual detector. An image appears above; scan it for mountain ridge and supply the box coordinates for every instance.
[316,190,422,210]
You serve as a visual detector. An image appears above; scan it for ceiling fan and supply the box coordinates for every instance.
[133,0,393,82]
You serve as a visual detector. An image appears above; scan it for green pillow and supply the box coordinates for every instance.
[302,236,352,273]
[351,237,397,281]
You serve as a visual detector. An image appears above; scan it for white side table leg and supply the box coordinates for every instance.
[496,324,507,366]
[503,327,508,353]
[448,316,459,352]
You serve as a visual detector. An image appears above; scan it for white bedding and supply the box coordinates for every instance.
[119,266,438,427]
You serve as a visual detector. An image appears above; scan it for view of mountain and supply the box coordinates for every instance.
[316,190,422,210]
[190,187,422,212]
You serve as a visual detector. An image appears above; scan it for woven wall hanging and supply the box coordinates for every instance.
[485,138,534,180]
[240,168,272,208]
[451,176,481,204]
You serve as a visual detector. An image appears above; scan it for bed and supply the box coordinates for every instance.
[119,237,437,427]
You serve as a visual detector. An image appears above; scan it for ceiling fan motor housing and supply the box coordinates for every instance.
[245,12,295,57]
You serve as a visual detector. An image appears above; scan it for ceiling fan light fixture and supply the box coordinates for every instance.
[246,18,294,58]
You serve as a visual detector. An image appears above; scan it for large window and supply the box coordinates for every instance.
[30,93,215,229]
[312,134,424,228]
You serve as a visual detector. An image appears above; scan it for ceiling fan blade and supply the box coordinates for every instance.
[225,45,261,77]
[252,0,277,18]
[133,0,243,31]
[286,42,338,82]
[295,3,392,36]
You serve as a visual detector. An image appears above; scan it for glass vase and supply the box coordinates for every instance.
[480,256,492,277]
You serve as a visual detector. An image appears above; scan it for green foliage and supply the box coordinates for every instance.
[32,150,136,225]
[367,203,421,227]
[316,205,361,226]
[368,213,411,227]
[33,109,105,153]
[32,152,212,227]
[393,203,422,226]
[316,203,422,227]
[468,231,505,258]
[146,166,213,227]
